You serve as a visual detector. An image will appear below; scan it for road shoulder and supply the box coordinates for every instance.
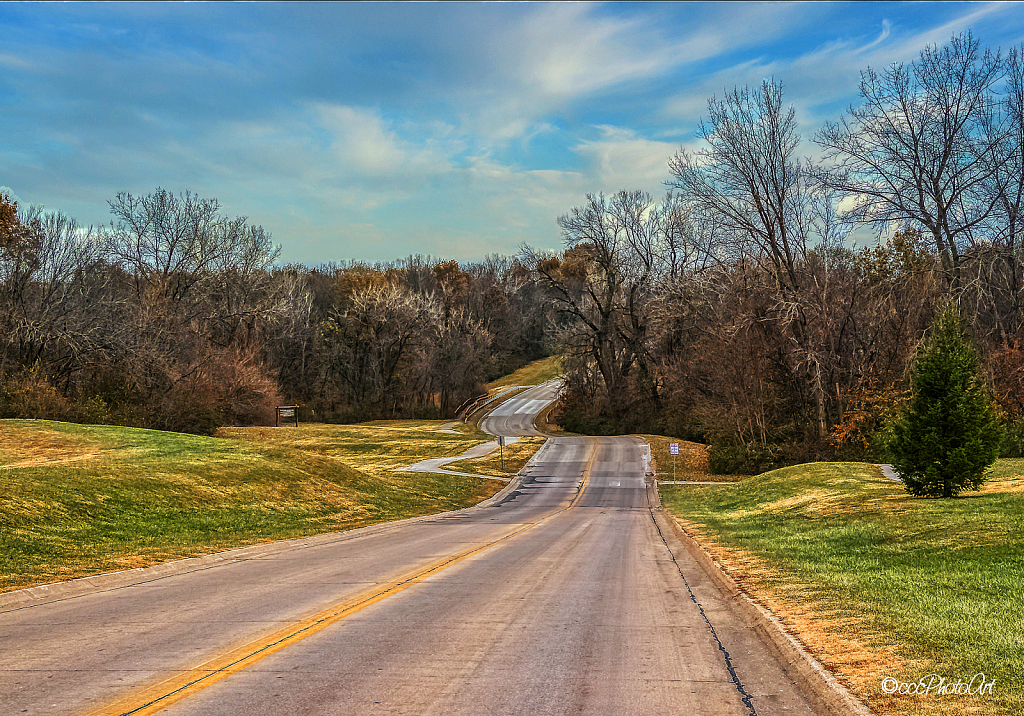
[645,476,873,716]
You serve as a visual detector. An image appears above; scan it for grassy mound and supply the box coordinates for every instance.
[1,419,503,592]
[660,461,1024,716]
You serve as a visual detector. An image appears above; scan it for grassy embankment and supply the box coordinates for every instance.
[660,461,1024,716]
[484,355,561,392]
[0,419,508,593]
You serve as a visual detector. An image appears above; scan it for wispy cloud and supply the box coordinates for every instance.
[572,126,679,196]
[3,2,1024,263]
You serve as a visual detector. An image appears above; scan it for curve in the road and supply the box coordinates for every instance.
[479,379,561,438]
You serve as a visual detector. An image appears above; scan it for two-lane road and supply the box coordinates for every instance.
[478,380,560,437]
[0,385,831,716]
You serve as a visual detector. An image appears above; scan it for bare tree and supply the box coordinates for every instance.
[427,305,492,416]
[100,188,292,430]
[0,203,114,381]
[106,188,280,308]
[668,78,843,440]
[668,79,818,297]
[318,282,433,418]
[957,45,1024,341]
[816,31,1007,288]
[994,46,1024,252]
[529,191,686,421]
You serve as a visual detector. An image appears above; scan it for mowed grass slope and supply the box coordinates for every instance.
[660,462,1024,716]
[484,355,561,391]
[1,419,503,593]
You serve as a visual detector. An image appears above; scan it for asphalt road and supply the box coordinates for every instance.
[478,380,560,437]
[0,385,830,716]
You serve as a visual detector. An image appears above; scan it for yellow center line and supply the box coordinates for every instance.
[568,437,598,509]
[82,437,602,716]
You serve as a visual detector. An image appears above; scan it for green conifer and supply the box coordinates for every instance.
[890,303,1003,497]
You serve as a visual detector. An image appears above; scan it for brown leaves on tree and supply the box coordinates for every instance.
[0,193,41,262]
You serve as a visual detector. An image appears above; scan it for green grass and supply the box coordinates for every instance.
[485,355,561,391]
[219,420,493,474]
[0,419,503,592]
[660,461,1024,716]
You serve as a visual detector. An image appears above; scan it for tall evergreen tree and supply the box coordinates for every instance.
[891,303,1003,497]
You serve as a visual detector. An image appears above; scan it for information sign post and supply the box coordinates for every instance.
[670,442,679,481]
[276,406,298,427]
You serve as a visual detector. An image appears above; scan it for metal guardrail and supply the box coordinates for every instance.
[455,385,528,421]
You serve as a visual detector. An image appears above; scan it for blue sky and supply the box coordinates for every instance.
[3,2,1024,266]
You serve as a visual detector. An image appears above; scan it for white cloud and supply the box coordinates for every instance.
[0,186,24,206]
[424,2,829,156]
[451,3,773,146]
[572,126,678,196]
[8,2,1024,267]
[313,104,455,179]
[510,4,676,99]
[661,1,1016,136]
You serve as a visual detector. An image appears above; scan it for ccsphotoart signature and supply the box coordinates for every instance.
[882,673,996,696]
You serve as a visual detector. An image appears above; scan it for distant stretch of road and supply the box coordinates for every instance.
[0,382,834,716]
[479,379,560,437]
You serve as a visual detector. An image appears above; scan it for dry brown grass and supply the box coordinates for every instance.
[534,400,568,435]
[979,474,1024,494]
[635,433,739,482]
[484,355,561,391]
[445,436,547,478]
[724,488,854,518]
[219,421,492,480]
[0,423,102,468]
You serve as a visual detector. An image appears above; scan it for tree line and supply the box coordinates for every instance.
[0,189,551,434]
[537,32,1024,471]
[5,31,1023,473]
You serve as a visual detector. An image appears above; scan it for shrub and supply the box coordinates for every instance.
[999,416,1024,458]
[0,365,71,420]
[709,442,785,475]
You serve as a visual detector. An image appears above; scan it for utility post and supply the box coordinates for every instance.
[498,435,505,472]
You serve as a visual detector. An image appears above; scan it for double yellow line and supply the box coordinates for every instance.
[83,438,601,716]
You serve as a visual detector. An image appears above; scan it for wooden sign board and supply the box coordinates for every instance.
[276,406,299,427]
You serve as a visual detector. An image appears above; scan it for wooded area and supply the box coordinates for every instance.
[3,32,1024,472]
[0,189,550,434]
[539,32,1024,471]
